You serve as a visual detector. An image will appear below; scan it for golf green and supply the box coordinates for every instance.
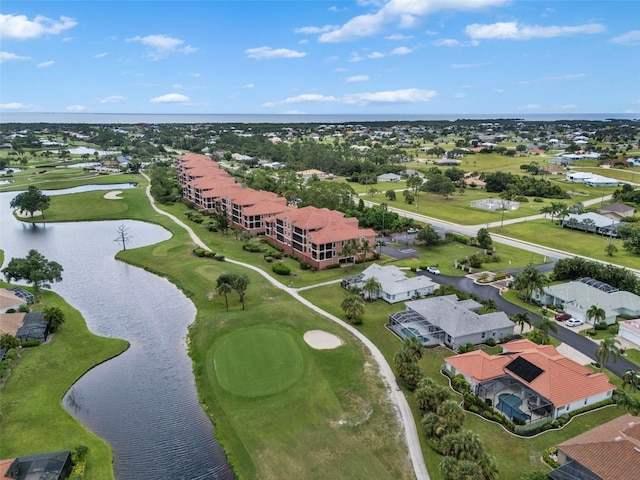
[212,327,305,397]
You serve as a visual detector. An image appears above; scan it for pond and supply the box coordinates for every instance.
[0,187,234,480]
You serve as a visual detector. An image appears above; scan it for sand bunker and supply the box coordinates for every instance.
[104,190,123,200]
[15,209,42,218]
[303,330,343,350]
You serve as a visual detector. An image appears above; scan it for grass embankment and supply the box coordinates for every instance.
[17,184,415,478]
[299,283,627,480]
[493,219,640,270]
[0,289,128,479]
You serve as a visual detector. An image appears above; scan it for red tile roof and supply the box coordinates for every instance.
[446,340,615,407]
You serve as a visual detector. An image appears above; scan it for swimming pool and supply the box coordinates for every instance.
[496,393,531,422]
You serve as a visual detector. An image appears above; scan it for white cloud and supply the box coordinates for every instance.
[325,55,340,63]
[265,88,437,108]
[516,73,586,85]
[343,88,437,106]
[559,104,577,110]
[453,93,466,98]
[294,25,337,34]
[368,51,385,59]
[0,51,31,63]
[334,67,349,72]
[349,53,365,62]
[451,62,490,69]
[347,75,370,82]
[319,0,507,42]
[495,88,504,93]
[243,83,255,89]
[433,38,479,48]
[66,105,86,112]
[391,46,412,55]
[246,46,306,59]
[189,72,201,78]
[465,22,605,40]
[0,14,77,40]
[519,104,541,110]
[150,93,191,103]
[94,52,108,58]
[100,95,126,104]
[61,37,74,42]
[37,60,54,68]
[127,34,197,60]
[609,30,640,46]
[173,83,183,89]
[0,102,33,110]
[385,33,413,40]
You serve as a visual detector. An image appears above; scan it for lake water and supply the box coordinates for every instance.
[0,187,234,480]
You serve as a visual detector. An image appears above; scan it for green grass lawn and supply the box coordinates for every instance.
[0,289,128,479]
[624,349,640,365]
[492,219,640,270]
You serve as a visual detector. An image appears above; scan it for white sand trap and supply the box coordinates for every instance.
[304,330,343,350]
[15,209,42,218]
[104,190,123,200]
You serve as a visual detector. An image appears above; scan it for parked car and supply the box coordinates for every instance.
[555,313,572,321]
[566,318,584,327]
[407,228,419,234]
[426,266,441,275]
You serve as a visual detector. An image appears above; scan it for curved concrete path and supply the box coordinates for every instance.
[140,173,429,480]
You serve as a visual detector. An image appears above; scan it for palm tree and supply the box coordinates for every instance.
[233,274,249,310]
[595,337,621,372]
[536,317,558,345]
[622,370,640,394]
[604,242,618,257]
[340,239,357,268]
[512,312,531,335]
[402,336,424,362]
[341,294,365,324]
[440,429,484,461]
[586,304,606,325]
[362,276,381,301]
[359,238,373,269]
[511,264,549,303]
[216,281,232,311]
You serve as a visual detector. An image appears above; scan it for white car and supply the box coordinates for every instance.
[565,318,584,327]
[426,266,441,275]
[407,228,419,234]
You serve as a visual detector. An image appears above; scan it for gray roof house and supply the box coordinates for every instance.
[388,294,514,349]
[342,264,437,303]
[599,202,635,221]
[532,278,640,325]
[377,173,402,182]
[560,212,619,236]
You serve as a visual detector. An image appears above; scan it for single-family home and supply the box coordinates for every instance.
[565,171,619,187]
[444,339,616,422]
[16,312,49,343]
[388,294,514,349]
[533,277,640,325]
[342,264,437,303]
[619,319,640,348]
[377,173,402,182]
[296,169,328,181]
[599,202,635,221]
[549,414,640,480]
[0,450,73,480]
[0,289,24,313]
[560,212,619,236]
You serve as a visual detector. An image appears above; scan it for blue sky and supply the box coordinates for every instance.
[1,0,639,115]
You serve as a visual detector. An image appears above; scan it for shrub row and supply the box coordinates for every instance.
[272,263,291,275]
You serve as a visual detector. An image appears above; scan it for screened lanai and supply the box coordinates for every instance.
[388,310,444,346]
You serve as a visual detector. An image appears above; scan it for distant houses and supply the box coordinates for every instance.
[175,154,376,270]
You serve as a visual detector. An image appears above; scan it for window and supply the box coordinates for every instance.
[482,332,486,339]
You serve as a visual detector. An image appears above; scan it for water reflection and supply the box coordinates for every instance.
[0,189,233,480]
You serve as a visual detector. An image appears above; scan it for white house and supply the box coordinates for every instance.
[342,264,437,303]
[533,278,640,325]
[619,319,640,348]
[377,173,402,182]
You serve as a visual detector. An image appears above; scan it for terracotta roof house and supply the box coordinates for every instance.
[342,264,438,303]
[175,154,376,269]
[549,414,640,480]
[0,312,26,336]
[533,278,640,325]
[444,339,615,422]
[599,202,635,221]
[0,289,24,313]
[388,294,514,349]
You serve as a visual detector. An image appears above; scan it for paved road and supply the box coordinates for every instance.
[141,172,431,480]
[420,271,639,377]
